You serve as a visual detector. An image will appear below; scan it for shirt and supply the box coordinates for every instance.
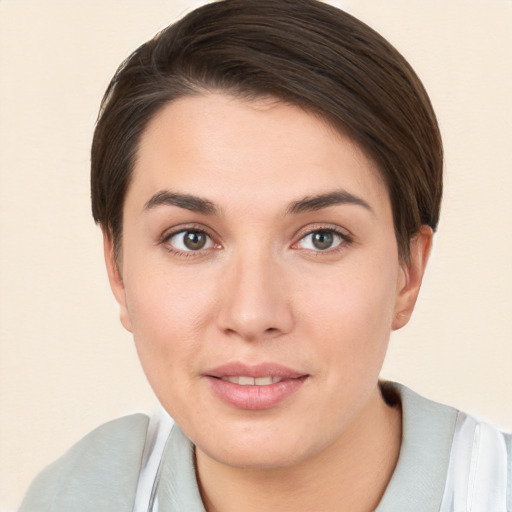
[19,382,511,512]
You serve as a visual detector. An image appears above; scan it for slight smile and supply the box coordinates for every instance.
[205,363,309,410]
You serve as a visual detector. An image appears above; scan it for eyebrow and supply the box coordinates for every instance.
[144,190,217,215]
[143,188,372,216]
[286,190,373,215]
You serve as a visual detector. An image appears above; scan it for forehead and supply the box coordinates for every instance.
[128,93,388,215]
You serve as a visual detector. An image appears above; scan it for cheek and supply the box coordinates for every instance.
[123,267,217,374]
[299,255,400,366]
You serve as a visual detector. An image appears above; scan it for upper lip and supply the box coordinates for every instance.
[205,362,307,379]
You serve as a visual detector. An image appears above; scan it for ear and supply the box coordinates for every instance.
[392,225,433,330]
[102,230,133,333]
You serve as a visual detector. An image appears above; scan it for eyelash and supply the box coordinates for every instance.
[292,226,353,254]
[161,225,220,257]
[160,225,353,257]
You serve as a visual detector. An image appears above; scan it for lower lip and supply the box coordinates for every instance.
[207,376,308,410]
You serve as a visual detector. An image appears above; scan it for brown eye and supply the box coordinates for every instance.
[311,231,334,250]
[297,229,345,251]
[168,230,213,252]
[183,231,207,250]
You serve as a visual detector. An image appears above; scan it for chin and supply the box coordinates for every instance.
[201,444,304,470]
[194,422,324,471]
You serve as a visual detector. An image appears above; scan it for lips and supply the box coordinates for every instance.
[204,362,308,410]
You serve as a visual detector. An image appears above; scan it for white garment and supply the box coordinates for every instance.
[133,408,175,512]
[439,412,509,512]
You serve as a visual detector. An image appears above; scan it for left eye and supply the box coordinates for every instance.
[167,230,214,252]
[297,230,345,251]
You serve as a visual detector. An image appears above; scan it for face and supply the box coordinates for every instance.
[105,93,428,470]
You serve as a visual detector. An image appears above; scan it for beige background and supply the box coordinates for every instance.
[1,0,511,510]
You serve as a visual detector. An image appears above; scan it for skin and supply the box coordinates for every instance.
[104,93,432,512]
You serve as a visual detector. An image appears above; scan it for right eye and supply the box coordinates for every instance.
[295,229,347,252]
[166,230,214,252]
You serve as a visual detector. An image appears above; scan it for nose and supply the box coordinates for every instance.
[215,249,294,342]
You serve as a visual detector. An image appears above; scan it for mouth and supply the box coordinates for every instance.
[204,362,309,410]
[219,376,285,385]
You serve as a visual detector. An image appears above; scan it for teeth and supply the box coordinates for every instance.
[220,376,282,386]
[239,376,255,386]
[255,377,272,385]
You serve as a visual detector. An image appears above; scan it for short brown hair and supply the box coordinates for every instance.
[91,0,443,260]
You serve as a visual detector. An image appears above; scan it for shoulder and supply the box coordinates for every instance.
[378,381,512,512]
[387,381,512,468]
[19,413,150,512]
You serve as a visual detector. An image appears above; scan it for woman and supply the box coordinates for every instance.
[19,1,511,511]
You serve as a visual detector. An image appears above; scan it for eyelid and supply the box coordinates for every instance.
[291,224,353,252]
[169,231,214,251]
[160,222,218,240]
[160,224,221,255]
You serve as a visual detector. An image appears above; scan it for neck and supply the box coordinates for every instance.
[195,385,402,512]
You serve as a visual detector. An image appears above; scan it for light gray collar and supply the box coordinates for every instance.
[376,382,458,511]
[158,424,206,512]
